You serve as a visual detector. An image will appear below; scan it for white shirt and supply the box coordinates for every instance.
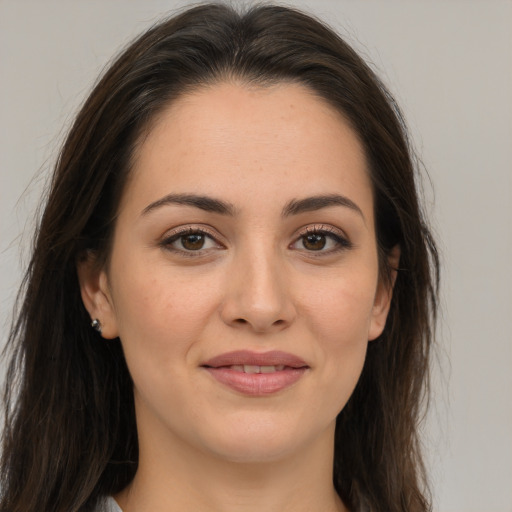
[95,496,123,512]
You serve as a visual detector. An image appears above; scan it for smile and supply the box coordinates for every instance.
[226,364,286,373]
[201,351,309,396]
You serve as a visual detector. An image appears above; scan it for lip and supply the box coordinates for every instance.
[201,350,309,396]
[202,350,308,368]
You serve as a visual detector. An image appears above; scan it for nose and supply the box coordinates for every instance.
[219,246,296,334]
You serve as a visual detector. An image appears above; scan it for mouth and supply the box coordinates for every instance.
[201,350,309,396]
[202,350,309,369]
[215,364,288,373]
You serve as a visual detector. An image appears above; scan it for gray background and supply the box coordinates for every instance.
[1,1,511,510]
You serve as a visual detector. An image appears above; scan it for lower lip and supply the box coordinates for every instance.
[203,367,308,396]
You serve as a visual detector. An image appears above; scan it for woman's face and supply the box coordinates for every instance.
[80,82,394,463]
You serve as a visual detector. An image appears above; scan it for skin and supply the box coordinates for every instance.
[79,82,397,512]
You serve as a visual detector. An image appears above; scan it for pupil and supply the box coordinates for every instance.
[182,233,204,250]
[304,233,326,250]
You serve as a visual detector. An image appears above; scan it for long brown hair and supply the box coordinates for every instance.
[1,4,439,511]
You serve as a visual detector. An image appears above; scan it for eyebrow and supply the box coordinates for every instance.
[141,192,364,220]
[282,194,365,220]
[141,193,237,216]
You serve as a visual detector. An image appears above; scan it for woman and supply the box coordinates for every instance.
[0,3,439,512]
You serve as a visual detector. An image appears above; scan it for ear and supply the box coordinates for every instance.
[76,252,119,339]
[368,245,400,341]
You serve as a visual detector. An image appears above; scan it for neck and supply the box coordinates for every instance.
[115,420,347,512]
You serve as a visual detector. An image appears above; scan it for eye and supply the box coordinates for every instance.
[291,226,352,253]
[160,227,222,254]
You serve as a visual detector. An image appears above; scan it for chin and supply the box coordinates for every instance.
[207,437,300,464]
[196,414,326,464]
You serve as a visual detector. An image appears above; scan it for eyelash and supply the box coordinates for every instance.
[159,226,222,258]
[294,225,353,255]
[159,224,353,257]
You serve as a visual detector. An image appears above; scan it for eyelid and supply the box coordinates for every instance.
[159,225,226,253]
[162,224,221,240]
[301,223,347,237]
[158,223,352,256]
[291,223,353,252]
[295,223,349,239]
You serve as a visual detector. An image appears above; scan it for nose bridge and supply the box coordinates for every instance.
[220,235,295,332]
[244,243,283,305]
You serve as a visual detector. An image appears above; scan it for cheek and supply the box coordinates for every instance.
[297,269,377,406]
[300,270,377,345]
[109,256,221,364]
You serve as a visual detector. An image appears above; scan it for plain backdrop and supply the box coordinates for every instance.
[1,1,511,511]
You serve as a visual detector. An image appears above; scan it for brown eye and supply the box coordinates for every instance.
[302,233,326,251]
[181,233,205,250]
[161,228,221,254]
[291,227,353,254]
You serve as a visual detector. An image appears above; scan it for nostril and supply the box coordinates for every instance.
[235,318,248,324]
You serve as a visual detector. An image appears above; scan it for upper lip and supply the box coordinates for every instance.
[202,350,309,368]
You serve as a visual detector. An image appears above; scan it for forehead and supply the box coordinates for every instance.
[123,81,373,220]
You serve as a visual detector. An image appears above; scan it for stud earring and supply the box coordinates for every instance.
[91,319,102,334]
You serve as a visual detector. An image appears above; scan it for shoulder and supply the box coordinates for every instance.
[93,496,123,512]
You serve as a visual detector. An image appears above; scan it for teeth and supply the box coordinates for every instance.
[243,365,260,374]
[228,365,286,373]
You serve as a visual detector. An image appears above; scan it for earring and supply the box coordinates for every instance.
[91,318,102,334]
